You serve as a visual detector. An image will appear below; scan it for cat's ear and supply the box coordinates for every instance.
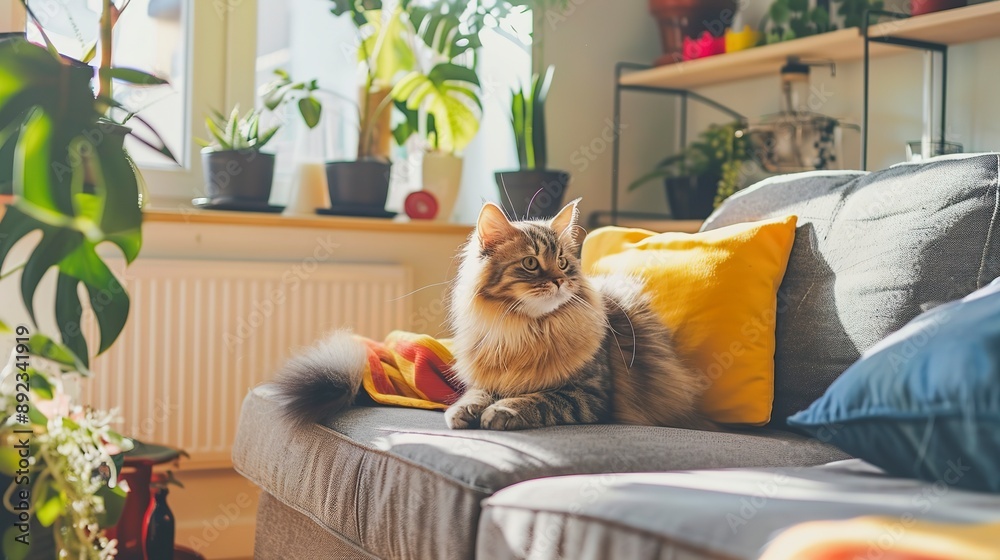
[550,198,582,247]
[477,202,516,250]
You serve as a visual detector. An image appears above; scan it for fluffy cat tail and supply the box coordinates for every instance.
[273,331,368,428]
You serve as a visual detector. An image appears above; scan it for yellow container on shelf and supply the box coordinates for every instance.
[726,26,761,53]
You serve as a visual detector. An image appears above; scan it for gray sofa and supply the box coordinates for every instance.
[233,154,1000,559]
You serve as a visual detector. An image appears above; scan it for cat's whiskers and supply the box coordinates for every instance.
[498,174,521,221]
[388,280,452,302]
[566,292,633,372]
[600,294,638,369]
[526,188,544,218]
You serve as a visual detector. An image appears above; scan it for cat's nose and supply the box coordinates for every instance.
[552,278,564,288]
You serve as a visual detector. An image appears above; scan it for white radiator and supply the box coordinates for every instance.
[80,259,412,469]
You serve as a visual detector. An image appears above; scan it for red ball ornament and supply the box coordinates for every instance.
[404,190,439,220]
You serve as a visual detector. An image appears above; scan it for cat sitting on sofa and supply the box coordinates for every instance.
[274,199,714,431]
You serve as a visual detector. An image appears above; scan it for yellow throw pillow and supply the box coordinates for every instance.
[581,215,797,425]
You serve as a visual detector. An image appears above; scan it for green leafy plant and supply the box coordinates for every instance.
[390,1,483,154]
[392,64,482,153]
[329,0,419,160]
[760,0,886,43]
[0,0,175,557]
[837,0,884,28]
[761,0,834,43]
[509,65,554,170]
[627,122,753,208]
[198,107,280,152]
[259,69,325,130]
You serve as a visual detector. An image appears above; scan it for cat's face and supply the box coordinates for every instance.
[472,200,585,318]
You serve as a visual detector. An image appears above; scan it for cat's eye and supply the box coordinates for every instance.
[557,256,568,270]
[522,256,539,271]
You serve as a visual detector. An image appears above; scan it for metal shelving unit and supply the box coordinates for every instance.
[609,2,1000,224]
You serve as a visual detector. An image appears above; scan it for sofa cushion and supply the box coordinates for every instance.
[789,277,1000,492]
[232,385,849,560]
[477,459,1000,560]
[581,215,798,426]
[702,154,1000,425]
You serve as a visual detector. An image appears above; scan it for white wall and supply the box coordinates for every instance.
[540,0,1000,220]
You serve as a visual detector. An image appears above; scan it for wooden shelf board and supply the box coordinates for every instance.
[143,208,474,235]
[869,1,1000,44]
[620,2,1000,91]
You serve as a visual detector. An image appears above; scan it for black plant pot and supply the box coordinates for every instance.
[664,174,720,219]
[325,160,392,209]
[202,150,275,203]
[494,169,570,220]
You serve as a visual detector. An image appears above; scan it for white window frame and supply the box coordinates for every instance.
[0,0,259,208]
[140,0,258,207]
[1,3,26,33]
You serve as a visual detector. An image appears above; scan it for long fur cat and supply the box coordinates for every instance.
[274,199,713,431]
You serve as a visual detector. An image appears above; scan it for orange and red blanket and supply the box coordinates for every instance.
[357,331,462,410]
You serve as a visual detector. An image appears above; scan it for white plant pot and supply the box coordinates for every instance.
[284,161,331,216]
[421,151,463,221]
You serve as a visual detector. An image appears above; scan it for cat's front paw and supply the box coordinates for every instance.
[445,389,494,429]
[445,401,484,429]
[480,402,537,431]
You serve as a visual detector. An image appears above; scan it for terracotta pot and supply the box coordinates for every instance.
[649,0,739,65]
[910,0,966,16]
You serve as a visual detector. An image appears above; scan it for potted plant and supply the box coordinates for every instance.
[760,0,835,43]
[391,3,483,222]
[649,0,739,65]
[628,122,753,219]
[197,107,280,209]
[0,0,175,557]
[326,0,418,212]
[260,1,417,215]
[494,65,569,220]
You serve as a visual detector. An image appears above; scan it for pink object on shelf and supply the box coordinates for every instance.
[683,31,726,61]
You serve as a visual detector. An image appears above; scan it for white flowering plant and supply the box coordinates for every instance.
[1,329,132,560]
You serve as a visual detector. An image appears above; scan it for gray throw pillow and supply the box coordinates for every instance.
[702,154,1000,426]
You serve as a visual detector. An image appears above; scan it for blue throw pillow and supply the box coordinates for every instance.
[788,277,1000,492]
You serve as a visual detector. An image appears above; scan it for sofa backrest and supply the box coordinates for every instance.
[702,153,1000,427]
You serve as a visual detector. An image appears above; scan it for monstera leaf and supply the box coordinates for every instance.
[358,7,417,87]
[409,4,482,60]
[0,38,163,365]
[391,62,481,153]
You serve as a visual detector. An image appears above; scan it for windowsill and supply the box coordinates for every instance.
[143,208,475,235]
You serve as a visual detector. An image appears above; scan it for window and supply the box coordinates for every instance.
[26,0,190,169]
[9,0,529,218]
[254,0,532,222]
